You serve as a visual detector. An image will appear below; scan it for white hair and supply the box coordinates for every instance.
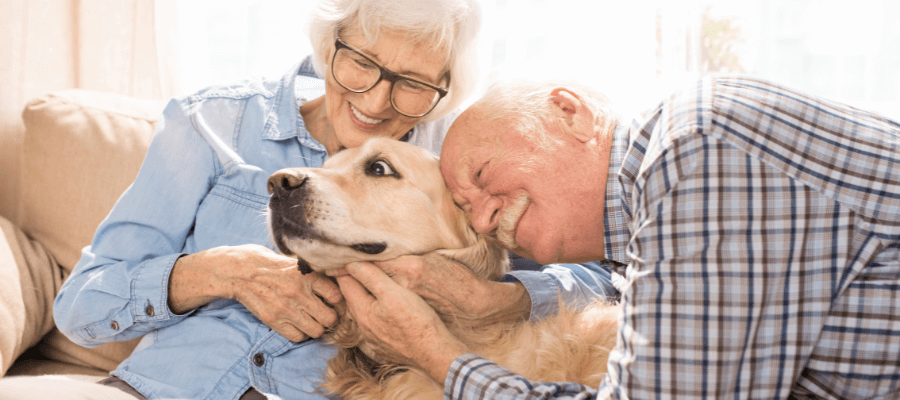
[473,79,620,150]
[308,0,481,122]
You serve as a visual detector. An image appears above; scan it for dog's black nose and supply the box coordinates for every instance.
[268,170,308,195]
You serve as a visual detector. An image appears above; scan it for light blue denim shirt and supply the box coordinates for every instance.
[53,58,617,400]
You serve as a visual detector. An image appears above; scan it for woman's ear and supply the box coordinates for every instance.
[550,87,595,143]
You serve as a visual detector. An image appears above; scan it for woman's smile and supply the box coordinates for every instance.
[349,102,385,126]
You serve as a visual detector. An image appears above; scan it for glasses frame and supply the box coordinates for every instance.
[331,38,449,118]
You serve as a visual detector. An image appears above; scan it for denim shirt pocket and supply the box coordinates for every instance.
[191,181,273,252]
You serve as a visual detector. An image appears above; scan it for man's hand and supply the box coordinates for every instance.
[168,244,342,342]
[337,261,469,382]
[330,253,531,323]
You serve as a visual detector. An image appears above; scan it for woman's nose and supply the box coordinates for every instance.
[361,79,393,114]
[471,195,502,234]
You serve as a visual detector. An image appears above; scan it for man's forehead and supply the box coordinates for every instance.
[451,134,493,165]
[441,146,482,192]
[449,111,505,150]
[442,108,507,174]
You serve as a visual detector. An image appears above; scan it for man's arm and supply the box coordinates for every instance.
[365,253,533,323]
[337,261,611,399]
[505,260,619,321]
[365,254,619,326]
[446,355,607,400]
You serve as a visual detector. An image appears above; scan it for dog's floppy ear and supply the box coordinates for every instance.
[435,166,509,280]
[436,221,509,281]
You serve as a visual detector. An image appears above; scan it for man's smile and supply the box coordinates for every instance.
[497,191,528,250]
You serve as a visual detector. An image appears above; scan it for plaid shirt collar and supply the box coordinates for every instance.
[602,124,633,271]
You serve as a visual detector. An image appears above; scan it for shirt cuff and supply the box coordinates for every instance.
[132,253,190,322]
[502,270,560,321]
[444,354,507,400]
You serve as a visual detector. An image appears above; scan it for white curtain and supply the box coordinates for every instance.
[168,0,899,118]
[3,0,897,223]
[0,0,178,223]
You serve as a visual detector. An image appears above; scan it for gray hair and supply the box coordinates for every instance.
[473,79,620,150]
[308,0,481,122]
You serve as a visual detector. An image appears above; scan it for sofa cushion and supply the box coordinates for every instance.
[19,90,165,373]
[20,90,164,273]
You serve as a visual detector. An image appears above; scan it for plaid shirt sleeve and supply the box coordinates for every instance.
[445,354,604,400]
[443,76,900,400]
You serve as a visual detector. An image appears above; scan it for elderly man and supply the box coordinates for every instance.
[336,75,900,399]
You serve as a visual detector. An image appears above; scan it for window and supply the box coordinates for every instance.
[173,0,899,118]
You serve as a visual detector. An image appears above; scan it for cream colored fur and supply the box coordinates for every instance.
[266,138,618,400]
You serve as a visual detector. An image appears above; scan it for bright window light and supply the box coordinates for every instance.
[173,0,899,119]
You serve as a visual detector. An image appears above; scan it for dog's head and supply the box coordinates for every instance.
[267,137,507,280]
[266,138,510,388]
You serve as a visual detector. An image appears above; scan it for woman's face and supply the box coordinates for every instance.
[324,30,449,150]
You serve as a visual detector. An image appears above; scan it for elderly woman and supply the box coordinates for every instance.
[50,0,481,399]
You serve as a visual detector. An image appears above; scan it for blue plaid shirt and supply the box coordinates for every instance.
[445,75,900,399]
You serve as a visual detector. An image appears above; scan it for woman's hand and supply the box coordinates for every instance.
[336,261,469,382]
[168,244,342,342]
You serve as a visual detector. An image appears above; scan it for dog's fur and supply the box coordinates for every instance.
[267,137,618,400]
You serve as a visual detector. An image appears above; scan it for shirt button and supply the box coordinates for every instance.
[253,353,265,367]
[145,304,155,317]
[110,321,119,331]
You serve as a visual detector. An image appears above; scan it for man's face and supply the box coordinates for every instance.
[440,108,609,264]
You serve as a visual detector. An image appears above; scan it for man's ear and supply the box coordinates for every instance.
[550,87,594,143]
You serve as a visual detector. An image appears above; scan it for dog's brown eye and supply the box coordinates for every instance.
[366,160,396,177]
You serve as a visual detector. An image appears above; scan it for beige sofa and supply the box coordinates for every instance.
[1,90,166,381]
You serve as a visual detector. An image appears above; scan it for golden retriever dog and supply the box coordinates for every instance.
[266,137,618,400]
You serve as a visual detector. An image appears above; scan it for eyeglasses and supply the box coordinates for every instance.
[330,39,449,118]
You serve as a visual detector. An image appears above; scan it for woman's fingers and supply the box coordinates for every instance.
[273,321,308,343]
[299,285,339,330]
[311,273,343,305]
[233,266,341,340]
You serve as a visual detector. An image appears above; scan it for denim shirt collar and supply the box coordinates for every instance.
[261,60,327,152]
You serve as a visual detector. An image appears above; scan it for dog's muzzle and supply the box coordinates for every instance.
[267,169,388,273]
[267,170,318,261]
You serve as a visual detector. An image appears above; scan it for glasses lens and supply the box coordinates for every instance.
[392,79,440,117]
[333,43,444,117]
[332,47,380,91]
